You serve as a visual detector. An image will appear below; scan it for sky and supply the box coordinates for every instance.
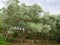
[0,0,60,14]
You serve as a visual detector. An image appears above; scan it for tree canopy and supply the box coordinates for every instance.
[0,0,60,41]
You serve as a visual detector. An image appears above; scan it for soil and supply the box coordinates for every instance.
[13,40,56,45]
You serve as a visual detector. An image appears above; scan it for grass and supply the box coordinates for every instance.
[0,36,14,45]
[0,41,14,45]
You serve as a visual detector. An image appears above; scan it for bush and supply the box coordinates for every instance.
[0,36,5,41]
[26,33,32,39]
[13,32,18,38]
[6,38,14,42]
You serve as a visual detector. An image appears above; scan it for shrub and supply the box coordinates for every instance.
[6,38,14,42]
[13,32,18,37]
[0,36,5,41]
